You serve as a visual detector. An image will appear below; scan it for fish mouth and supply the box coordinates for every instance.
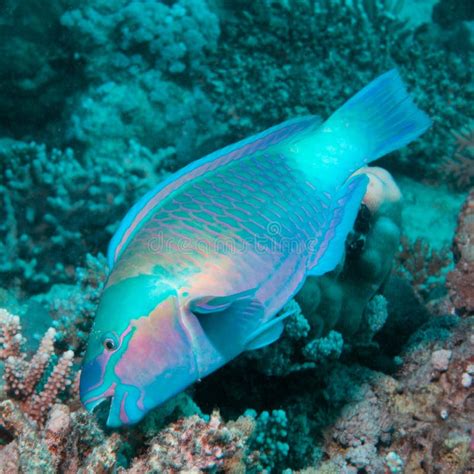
[82,393,112,413]
[80,377,118,417]
[82,391,121,428]
[83,389,130,427]
[81,379,132,427]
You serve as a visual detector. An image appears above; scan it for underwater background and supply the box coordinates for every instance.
[0,0,472,472]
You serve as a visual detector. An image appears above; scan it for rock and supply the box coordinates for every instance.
[431,349,452,371]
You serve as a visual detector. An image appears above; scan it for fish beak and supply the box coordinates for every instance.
[81,389,121,427]
[106,396,121,428]
[105,385,146,427]
[82,393,111,413]
[106,391,129,427]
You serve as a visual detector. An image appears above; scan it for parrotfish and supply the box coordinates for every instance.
[80,70,430,426]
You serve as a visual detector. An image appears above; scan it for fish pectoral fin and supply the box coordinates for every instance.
[244,308,297,351]
[189,288,257,315]
[190,290,265,354]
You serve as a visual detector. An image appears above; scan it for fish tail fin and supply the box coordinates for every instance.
[327,69,431,167]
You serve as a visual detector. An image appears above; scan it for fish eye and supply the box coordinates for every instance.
[102,332,119,352]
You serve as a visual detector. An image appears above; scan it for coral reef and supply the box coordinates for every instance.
[395,236,451,300]
[382,316,473,473]
[311,316,473,473]
[0,140,168,293]
[0,0,472,471]
[127,411,254,473]
[60,0,221,165]
[0,309,75,425]
[31,253,108,355]
[447,189,474,316]
[245,409,290,472]
[443,124,474,190]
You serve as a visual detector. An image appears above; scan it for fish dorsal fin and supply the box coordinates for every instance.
[190,289,265,356]
[307,174,368,276]
[244,307,297,351]
[107,115,322,268]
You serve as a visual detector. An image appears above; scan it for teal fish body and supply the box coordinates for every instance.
[80,70,431,426]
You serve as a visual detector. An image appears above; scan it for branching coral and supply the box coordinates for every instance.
[442,124,474,190]
[395,236,451,300]
[0,140,167,293]
[0,309,74,425]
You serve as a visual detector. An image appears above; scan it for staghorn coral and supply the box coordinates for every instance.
[447,189,474,315]
[0,309,74,425]
[0,309,24,360]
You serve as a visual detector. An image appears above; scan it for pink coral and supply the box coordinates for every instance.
[395,236,450,300]
[443,125,474,189]
[0,400,118,473]
[0,309,75,425]
[127,411,255,473]
[447,190,474,316]
[0,309,24,359]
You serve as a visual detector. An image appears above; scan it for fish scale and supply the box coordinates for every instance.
[110,149,329,305]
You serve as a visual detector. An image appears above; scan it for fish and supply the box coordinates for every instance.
[80,69,431,427]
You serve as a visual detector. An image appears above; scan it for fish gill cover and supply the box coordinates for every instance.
[0,0,472,472]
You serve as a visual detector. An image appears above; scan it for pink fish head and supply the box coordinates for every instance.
[80,274,198,427]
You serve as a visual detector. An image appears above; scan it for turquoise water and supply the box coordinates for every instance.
[0,0,472,472]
